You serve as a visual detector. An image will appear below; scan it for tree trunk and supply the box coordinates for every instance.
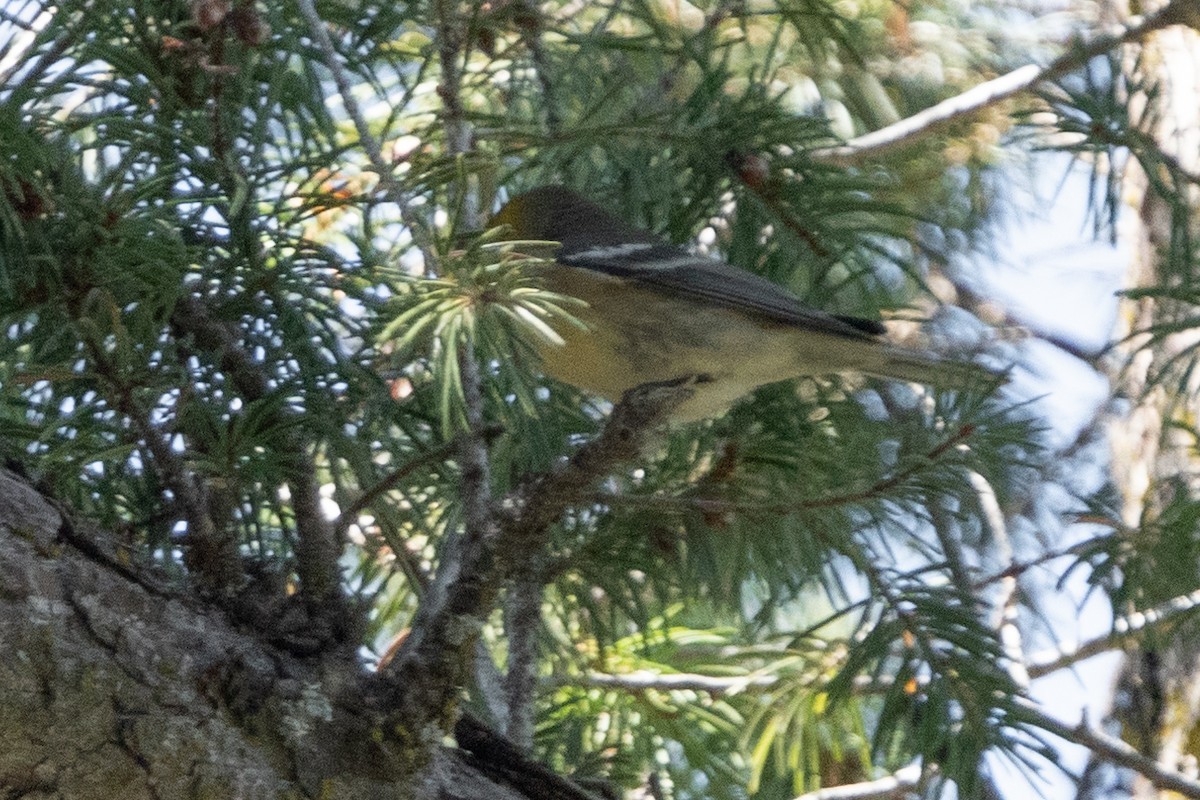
[0,468,553,800]
[1102,9,1200,800]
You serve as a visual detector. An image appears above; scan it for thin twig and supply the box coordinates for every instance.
[522,22,562,134]
[435,0,471,156]
[597,423,976,517]
[971,469,1031,690]
[969,541,1093,590]
[458,340,499,604]
[938,265,1106,366]
[86,341,240,593]
[546,669,781,693]
[295,0,436,259]
[1027,588,1200,678]
[333,436,464,537]
[810,0,1200,165]
[646,771,667,800]
[434,0,482,228]
[1,1,85,97]
[496,382,692,561]
[0,3,53,84]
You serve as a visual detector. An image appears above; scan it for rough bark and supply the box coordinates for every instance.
[0,468,582,800]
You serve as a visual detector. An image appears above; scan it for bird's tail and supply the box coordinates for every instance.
[862,344,1005,391]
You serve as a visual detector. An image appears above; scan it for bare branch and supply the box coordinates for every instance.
[380,346,501,720]
[0,3,54,85]
[547,669,781,694]
[333,436,465,538]
[433,0,483,228]
[434,0,471,157]
[597,422,977,517]
[1,1,86,97]
[171,293,343,608]
[646,0,740,108]
[520,20,562,134]
[1017,700,1200,799]
[503,563,544,750]
[934,265,1107,367]
[971,469,1031,690]
[792,762,923,800]
[810,0,1200,166]
[496,381,692,561]
[378,381,691,738]
[85,339,239,593]
[1027,589,1200,678]
[553,661,1200,798]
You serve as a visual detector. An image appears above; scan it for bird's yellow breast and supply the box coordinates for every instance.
[535,265,805,421]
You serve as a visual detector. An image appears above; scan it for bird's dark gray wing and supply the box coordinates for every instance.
[559,243,885,340]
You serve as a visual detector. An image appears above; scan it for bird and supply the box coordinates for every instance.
[489,185,999,422]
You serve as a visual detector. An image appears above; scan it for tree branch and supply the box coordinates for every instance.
[598,422,977,517]
[333,435,465,538]
[433,0,483,228]
[792,762,923,800]
[1,1,85,98]
[1026,588,1200,678]
[971,469,1031,690]
[0,3,54,86]
[547,669,781,693]
[377,381,691,742]
[295,0,436,260]
[810,0,1200,166]
[503,561,544,750]
[496,382,692,562]
[1017,700,1200,799]
[520,16,562,135]
[85,340,240,594]
[170,293,345,613]
[935,265,1106,366]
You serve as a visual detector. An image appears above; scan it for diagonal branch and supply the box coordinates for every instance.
[597,422,977,517]
[170,293,344,613]
[971,469,1031,690]
[1017,700,1200,799]
[377,381,691,741]
[1026,588,1200,678]
[810,0,1200,166]
[793,762,924,800]
[85,341,239,593]
[295,0,436,261]
[333,436,465,538]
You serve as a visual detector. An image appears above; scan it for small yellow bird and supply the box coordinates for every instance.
[491,186,998,421]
